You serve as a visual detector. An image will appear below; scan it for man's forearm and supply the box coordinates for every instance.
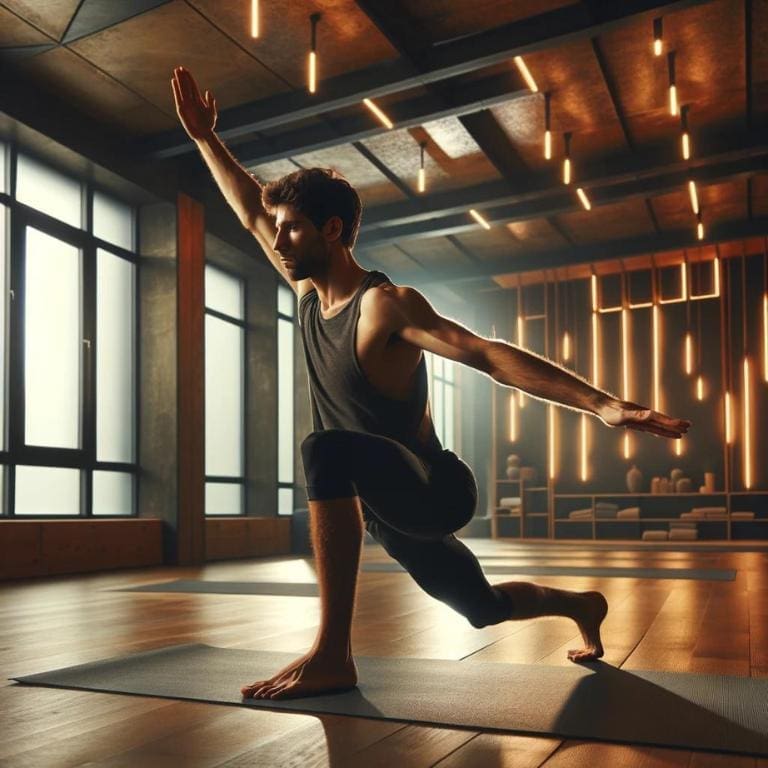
[484,339,616,415]
[194,131,266,232]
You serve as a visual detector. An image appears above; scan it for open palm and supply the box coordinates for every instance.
[597,397,691,439]
[171,66,217,140]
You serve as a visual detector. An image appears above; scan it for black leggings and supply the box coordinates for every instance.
[301,429,512,628]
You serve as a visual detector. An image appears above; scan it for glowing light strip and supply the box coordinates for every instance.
[308,51,317,93]
[764,293,768,382]
[654,38,662,56]
[659,264,687,304]
[563,157,571,185]
[517,314,525,408]
[562,331,571,361]
[669,84,678,116]
[688,181,699,214]
[544,129,552,160]
[514,56,538,92]
[591,273,598,311]
[418,167,425,193]
[682,132,690,159]
[363,98,393,129]
[622,307,631,459]
[725,391,733,444]
[696,374,704,400]
[684,332,693,374]
[580,414,588,481]
[623,431,630,459]
[251,0,259,36]
[469,208,491,229]
[743,357,752,488]
[548,404,556,479]
[509,392,517,441]
[690,257,720,299]
[674,435,683,455]
[591,310,599,388]
[576,187,591,210]
[652,303,660,411]
[598,306,622,314]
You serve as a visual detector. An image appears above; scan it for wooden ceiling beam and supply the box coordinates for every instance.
[141,0,717,158]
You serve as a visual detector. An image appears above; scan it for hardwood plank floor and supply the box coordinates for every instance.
[1,539,766,767]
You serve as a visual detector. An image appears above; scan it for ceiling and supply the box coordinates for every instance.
[1,0,767,295]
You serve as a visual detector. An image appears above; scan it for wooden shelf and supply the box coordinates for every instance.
[554,492,726,498]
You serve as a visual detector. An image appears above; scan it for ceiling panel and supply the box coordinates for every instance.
[403,0,575,45]
[452,225,519,263]
[752,173,768,218]
[68,0,287,113]
[556,198,655,243]
[651,187,698,231]
[505,218,570,252]
[187,0,399,90]
[700,178,748,225]
[361,244,425,276]
[15,46,175,136]
[0,6,52,45]
[2,0,80,40]
[396,237,470,269]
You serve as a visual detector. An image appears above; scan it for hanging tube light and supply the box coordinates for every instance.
[308,13,320,94]
[563,132,572,185]
[418,141,426,193]
[251,0,259,37]
[668,51,678,116]
[544,92,552,160]
[514,55,538,92]
[653,17,663,56]
[681,104,691,159]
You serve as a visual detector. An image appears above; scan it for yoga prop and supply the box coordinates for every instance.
[361,562,736,581]
[11,644,768,757]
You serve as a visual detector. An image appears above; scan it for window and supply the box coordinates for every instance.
[277,284,295,515]
[1,147,138,517]
[425,352,456,451]
[204,264,245,515]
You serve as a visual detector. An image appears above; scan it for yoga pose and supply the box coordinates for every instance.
[171,66,691,701]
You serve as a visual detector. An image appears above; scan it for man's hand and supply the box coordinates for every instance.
[171,66,217,141]
[596,396,691,439]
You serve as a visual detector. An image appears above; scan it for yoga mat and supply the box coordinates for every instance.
[362,563,736,581]
[11,644,768,757]
[114,580,319,596]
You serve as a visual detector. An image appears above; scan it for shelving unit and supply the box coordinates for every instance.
[492,477,549,539]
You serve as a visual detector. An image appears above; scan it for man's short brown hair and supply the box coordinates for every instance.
[262,168,363,248]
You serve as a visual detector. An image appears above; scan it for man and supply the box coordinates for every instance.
[171,66,691,701]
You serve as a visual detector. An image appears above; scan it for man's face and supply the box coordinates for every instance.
[272,204,330,281]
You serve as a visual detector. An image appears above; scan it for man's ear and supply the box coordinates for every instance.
[321,215,344,242]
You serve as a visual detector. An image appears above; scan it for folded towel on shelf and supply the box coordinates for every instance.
[595,508,619,519]
[617,507,640,519]
[731,511,755,520]
[669,529,698,540]
[499,497,522,507]
[689,506,727,515]
[569,508,593,520]
[642,530,669,541]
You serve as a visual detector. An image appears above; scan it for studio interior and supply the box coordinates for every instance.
[1,0,767,765]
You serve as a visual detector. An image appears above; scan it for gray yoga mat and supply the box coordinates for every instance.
[10,643,768,757]
[362,563,736,581]
[114,580,319,596]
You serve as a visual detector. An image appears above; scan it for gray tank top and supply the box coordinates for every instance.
[298,269,443,461]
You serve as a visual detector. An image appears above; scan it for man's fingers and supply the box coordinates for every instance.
[171,76,182,109]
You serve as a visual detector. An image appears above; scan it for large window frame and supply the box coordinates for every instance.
[0,142,139,518]
[276,283,295,516]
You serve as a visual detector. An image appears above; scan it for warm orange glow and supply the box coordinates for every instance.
[548,404,556,479]
[743,357,752,488]
[591,311,599,387]
[725,391,733,444]
[763,293,768,382]
[591,273,598,311]
[673,436,683,455]
[682,132,690,159]
[251,0,259,36]
[669,84,678,116]
[580,414,588,481]
[652,304,661,411]
[654,37,663,56]
[363,98,393,129]
[623,431,631,459]
[621,307,631,460]
[562,331,571,361]
[508,391,517,441]
[514,56,538,92]
[688,181,699,214]
[576,187,591,210]
[517,315,525,408]
[697,220,704,240]
[681,262,687,298]
[308,51,317,93]
[418,167,425,193]
[469,209,491,229]
[684,332,693,374]
[696,374,704,400]
[544,129,552,160]
[659,263,687,305]
[563,157,571,185]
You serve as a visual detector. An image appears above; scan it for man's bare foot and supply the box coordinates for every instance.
[241,648,358,700]
[567,591,608,663]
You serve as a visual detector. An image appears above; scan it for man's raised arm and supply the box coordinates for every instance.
[170,66,275,251]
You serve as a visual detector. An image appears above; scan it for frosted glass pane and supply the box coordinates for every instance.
[205,482,242,515]
[0,465,4,514]
[93,471,133,516]
[434,355,444,377]
[205,316,243,475]
[97,250,135,462]
[445,359,455,382]
[205,265,243,319]
[434,380,444,445]
[0,206,6,450]
[25,228,82,448]
[277,283,294,317]
[278,317,293,483]
[444,384,454,451]
[278,487,294,516]
[17,154,82,229]
[16,465,80,515]
[93,191,134,250]
[0,143,5,193]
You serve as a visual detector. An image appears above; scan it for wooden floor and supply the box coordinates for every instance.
[2,538,768,767]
